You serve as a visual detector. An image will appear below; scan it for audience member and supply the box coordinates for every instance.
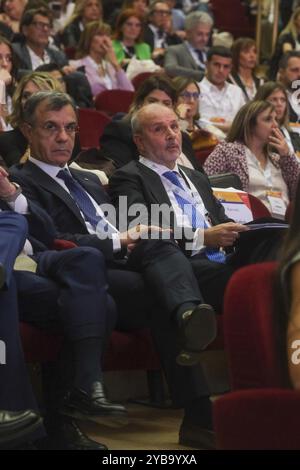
[99,74,202,170]
[164,10,213,80]
[112,8,151,69]
[70,21,134,97]
[172,76,219,152]
[0,190,121,449]
[0,0,27,34]
[60,0,103,48]
[229,37,264,102]
[10,91,236,449]
[255,81,300,156]
[278,51,300,125]
[271,7,300,79]
[0,36,19,130]
[199,46,245,133]
[143,0,182,64]
[0,71,69,167]
[12,7,71,74]
[204,100,300,218]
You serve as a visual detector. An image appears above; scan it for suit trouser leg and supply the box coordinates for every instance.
[127,239,203,317]
[127,240,216,405]
[0,276,38,412]
[0,212,28,286]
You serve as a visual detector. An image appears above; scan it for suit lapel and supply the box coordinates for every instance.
[24,161,85,226]
[137,162,172,206]
[184,43,199,70]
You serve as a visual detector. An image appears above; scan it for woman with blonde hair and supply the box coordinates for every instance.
[70,21,134,96]
[204,100,300,217]
[0,71,67,167]
[271,7,300,78]
[60,0,103,47]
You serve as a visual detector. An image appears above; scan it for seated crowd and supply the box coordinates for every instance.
[1,0,300,452]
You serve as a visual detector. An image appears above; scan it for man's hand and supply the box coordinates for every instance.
[120,224,172,249]
[0,166,17,198]
[61,65,76,75]
[204,222,249,248]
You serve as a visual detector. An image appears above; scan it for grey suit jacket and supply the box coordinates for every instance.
[164,43,204,81]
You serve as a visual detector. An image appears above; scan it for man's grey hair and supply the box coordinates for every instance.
[131,108,143,135]
[184,11,213,31]
[23,91,77,126]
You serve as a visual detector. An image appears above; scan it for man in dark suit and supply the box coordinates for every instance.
[164,10,213,80]
[0,169,127,449]
[144,0,182,64]
[11,91,223,449]
[0,212,43,449]
[109,102,253,308]
[12,7,93,108]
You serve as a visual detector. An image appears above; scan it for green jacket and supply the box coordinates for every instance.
[112,40,151,63]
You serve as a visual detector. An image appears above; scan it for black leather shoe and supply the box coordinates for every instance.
[0,409,42,449]
[39,418,108,450]
[177,304,216,366]
[0,263,6,290]
[61,382,128,427]
[179,419,216,449]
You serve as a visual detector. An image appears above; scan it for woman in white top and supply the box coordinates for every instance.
[255,81,300,158]
[70,21,134,97]
[204,100,300,218]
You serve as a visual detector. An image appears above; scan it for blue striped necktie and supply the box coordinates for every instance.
[163,170,226,263]
[57,169,107,230]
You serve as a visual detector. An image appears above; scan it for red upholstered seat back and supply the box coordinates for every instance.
[131,72,153,91]
[95,90,134,115]
[78,108,111,150]
[223,262,282,389]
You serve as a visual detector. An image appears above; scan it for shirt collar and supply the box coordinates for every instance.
[29,155,69,178]
[201,76,229,92]
[139,156,180,176]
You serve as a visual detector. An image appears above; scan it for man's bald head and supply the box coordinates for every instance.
[131,103,182,169]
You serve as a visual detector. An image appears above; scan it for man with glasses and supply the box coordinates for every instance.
[12,7,93,108]
[144,0,182,64]
[11,91,222,449]
[12,7,71,74]
[165,10,213,80]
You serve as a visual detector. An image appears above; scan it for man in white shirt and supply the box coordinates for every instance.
[164,10,213,80]
[200,46,246,133]
[278,51,300,128]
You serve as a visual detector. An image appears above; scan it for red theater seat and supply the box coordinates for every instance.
[213,262,300,449]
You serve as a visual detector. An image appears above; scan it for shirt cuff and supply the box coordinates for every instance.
[7,194,29,214]
[112,233,121,252]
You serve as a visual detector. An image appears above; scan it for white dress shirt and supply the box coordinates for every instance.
[26,46,51,70]
[139,156,210,254]
[148,24,166,49]
[199,76,246,123]
[29,157,121,251]
[185,41,206,70]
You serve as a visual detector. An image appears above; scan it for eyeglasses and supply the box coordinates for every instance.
[31,21,51,31]
[124,21,142,28]
[30,122,79,136]
[153,9,171,15]
[180,91,201,100]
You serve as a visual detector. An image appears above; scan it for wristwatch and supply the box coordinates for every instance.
[0,182,22,202]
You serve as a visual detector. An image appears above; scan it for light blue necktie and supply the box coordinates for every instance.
[163,170,226,263]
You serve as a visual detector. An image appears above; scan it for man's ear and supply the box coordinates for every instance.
[133,133,144,154]
[20,122,32,142]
